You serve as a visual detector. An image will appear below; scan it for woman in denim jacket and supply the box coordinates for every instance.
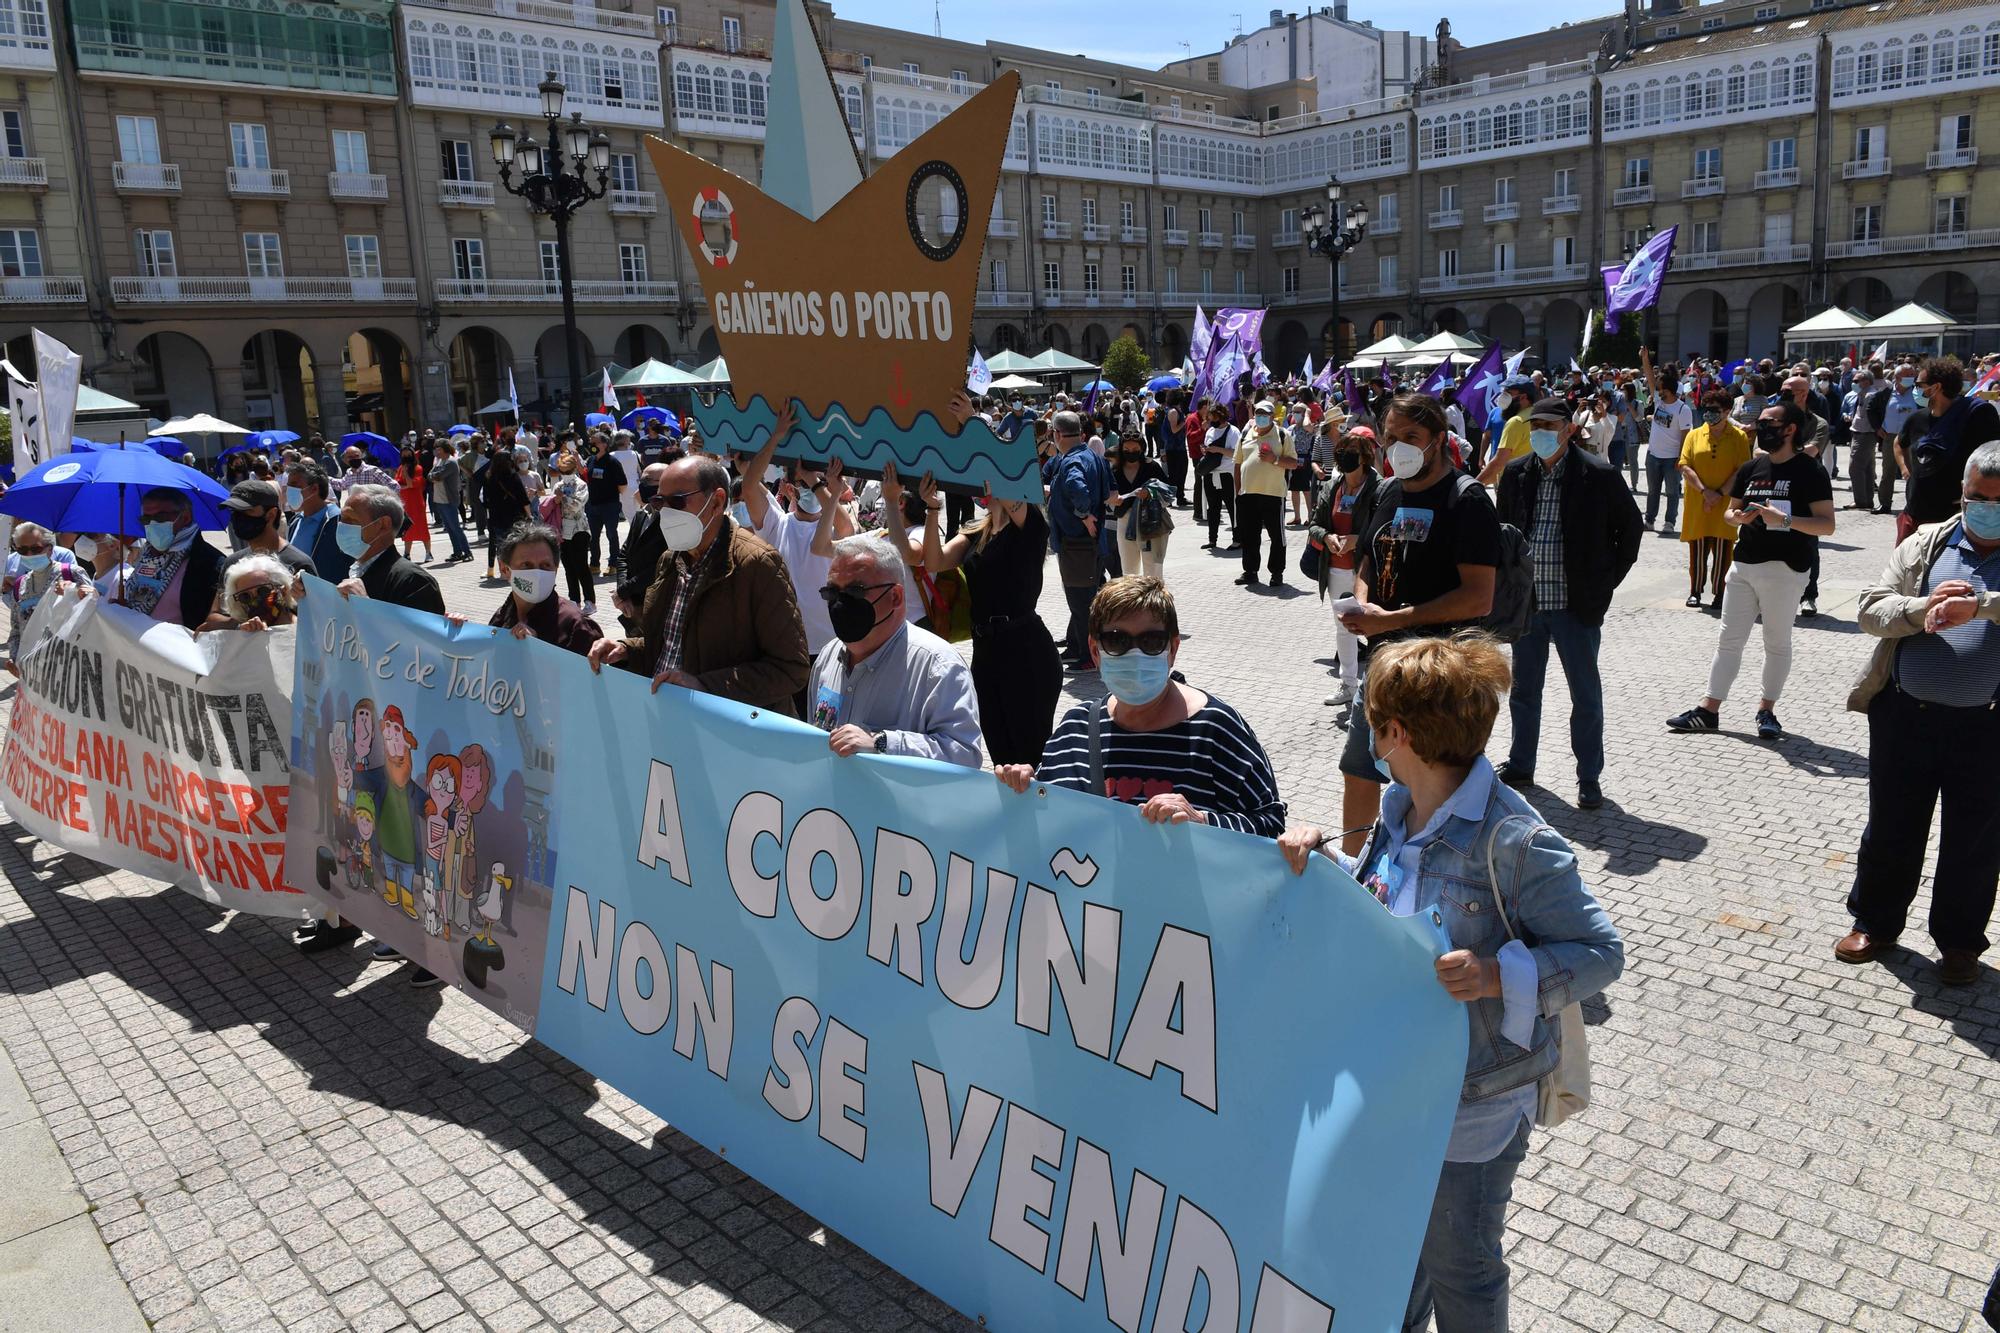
[1282,633,1624,1332]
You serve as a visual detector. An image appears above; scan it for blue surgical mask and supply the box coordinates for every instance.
[1255,412,1273,427]
[1529,428,1562,459]
[144,520,179,552]
[284,485,304,510]
[1097,648,1172,706]
[1371,735,1399,781]
[795,488,821,517]
[335,519,373,558]
[731,501,751,528]
[15,552,48,572]
[1964,498,2000,542]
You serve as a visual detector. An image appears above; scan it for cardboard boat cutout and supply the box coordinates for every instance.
[646,0,1038,499]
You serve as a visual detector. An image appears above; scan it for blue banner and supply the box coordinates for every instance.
[534,666,1469,1332]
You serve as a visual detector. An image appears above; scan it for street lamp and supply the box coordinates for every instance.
[492,73,610,430]
[1302,173,1370,368]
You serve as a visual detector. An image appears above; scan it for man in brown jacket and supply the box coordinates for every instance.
[586,454,810,715]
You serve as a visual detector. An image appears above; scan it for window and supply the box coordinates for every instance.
[1658,24,1677,38]
[1083,262,1099,294]
[1701,14,1723,30]
[1377,254,1397,288]
[988,259,1005,290]
[242,232,283,277]
[1282,265,1299,295]
[440,139,473,181]
[1936,196,1969,239]
[1120,264,1136,294]
[950,69,969,91]
[901,61,919,76]
[1197,206,1212,231]
[1941,113,1973,153]
[539,240,559,286]
[344,234,381,278]
[1554,235,1577,266]
[1230,208,1243,234]
[0,228,40,276]
[1438,248,1458,278]
[1162,203,1178,229]
[115,114,160,163]
[229,123,270,170]
[1120,200,1134,228]
[1279,206,1297,234]
[1754,3,1777,17]
[1767,137,1796,170]
[1690,220,1718,254]
[0,110,20,159]
[452,237,485,282]
[1493,242,1514,273]
[1233,269,1245,295]
[1041,193,1056,224]
[134,229,176,277]
[1086,88,1101,108]
[1200,267,1213,295]
[1691,147,1720,182]
[1437,183,1458,211]
[1042,261,1060,294]
[657,6,676,37]
[1494,176,1516,205]
[1551,169,1573,199]
[1620,227,1649,254]
[610,152,639,191]
[1623,157,1650,187]
[1081,197,1096,226]
[1377,192,1398,225]
[1045,80,1061,93]
[331,130,369,175]
[721,16,740,52]
[1853,125,1884,164]
[1164,267,1178,293]
[620,243,649,286]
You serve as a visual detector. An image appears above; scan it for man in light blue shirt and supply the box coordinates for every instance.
[808,535,982,768]
[1881,361,1922,440]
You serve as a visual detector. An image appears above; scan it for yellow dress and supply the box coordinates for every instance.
[1678,421,1753,543]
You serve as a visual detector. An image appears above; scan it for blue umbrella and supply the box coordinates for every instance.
[341,431,401,468]
[447,424,478,436]
[218,440,272,459]
[1081,380,1114,393]
[249,429,299,448]
[1146,374,1182,392]
[0,443,231,533]
[620,406,679,431]
[74,437,184,459]
[584,412,617,429]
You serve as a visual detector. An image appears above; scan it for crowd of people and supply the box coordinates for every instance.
[6,344,2000,1331]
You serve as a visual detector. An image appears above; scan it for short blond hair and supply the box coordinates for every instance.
[1089,575,1178,640]
[1364,632,1511,766]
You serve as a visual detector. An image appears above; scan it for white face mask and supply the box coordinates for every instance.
[72,537,97,565]
[659,494,713,552]
[508,567,557,604]
[1387,440,1427,480]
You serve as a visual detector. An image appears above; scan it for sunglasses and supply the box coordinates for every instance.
[817,581,894,604]
[232,586,282,608]
[658,489,709,510]
[14,544,47,556]
[1095,628,1171,656]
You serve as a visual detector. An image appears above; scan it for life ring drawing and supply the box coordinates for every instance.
[695,187,739,267]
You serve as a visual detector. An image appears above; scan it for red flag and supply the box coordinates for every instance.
[636,390,648,407]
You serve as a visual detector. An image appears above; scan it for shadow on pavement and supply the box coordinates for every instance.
[1876,950,2000,1062]
[1528,790,1710,878]
[1722,730,1866,778]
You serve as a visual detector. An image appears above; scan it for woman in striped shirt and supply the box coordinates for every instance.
[995,576,1286,837]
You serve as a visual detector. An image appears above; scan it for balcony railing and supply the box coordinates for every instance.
[1231,232,1256,250]
[1082,223,1110,242]
[1675,242,1810,271]
[1418,262,1586,295]
[227,167,291,197]
[113,161,180,193]
[1842,157,1891,179]
[1270,231,1302,248]
[1542,194,1579,216]
[1681,176,1724,198]
[1048,288,1151,307]
[1162,228,1189,246]
[1040,221,1073,240]
[1160,291,1260,308]
[417,0,658,37]
[1928,147,1979,170]
[1198,230,1224,248]
[440,179,496,208]
[1753,167,1799,189]
[609,188,657,215]
[0,157,47,189]
[975,290,1033,308]
[662,21,771,54]
[1827,230,2000,258]
[328,171,388,201]
[431,278,681,303]
[1120,225,1148,244]
[110,276,417,304]
[0,276,85,303]
[1612,183,1654,205]
[1427,208,1462,229]
[1020,85,1149,119]
[1370,215,1402,235]
[1482,201,1520,222]
[988,218,1020,238]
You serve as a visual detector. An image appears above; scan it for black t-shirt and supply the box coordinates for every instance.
[1728,452,1832,572]
[1360,471,1501,643]
[585,455,624,505]
[1904,397,2000,524]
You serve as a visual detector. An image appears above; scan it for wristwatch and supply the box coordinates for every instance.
[872,731,888,753]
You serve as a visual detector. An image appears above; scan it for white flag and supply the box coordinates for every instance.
[601,366,618,413]
[6,377,43,470]
[1570,357,1582,373]
[1581,309,1597,360]
[966,347,992,397]
[1504,348,1527,376]
[1869,340,1889,365]
[506,367,521,419]
[31,329,79,461]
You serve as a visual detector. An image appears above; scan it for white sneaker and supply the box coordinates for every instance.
[1323,682,1353,706]
[583,602,598,614]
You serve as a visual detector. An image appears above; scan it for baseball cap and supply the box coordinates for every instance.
[1501,373,1535,393]
[222,479,282,512]
[1254,399,1276,414]
[1528,397,1570,424]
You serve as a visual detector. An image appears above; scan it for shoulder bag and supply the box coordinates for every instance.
[1485,814,1591,1127]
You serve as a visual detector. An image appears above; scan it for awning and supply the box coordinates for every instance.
[1863,302,1958,335]
[1784,307,1871,339]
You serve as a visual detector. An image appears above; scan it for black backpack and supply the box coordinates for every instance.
[1454,474,1535,642]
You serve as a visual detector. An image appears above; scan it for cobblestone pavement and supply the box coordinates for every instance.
[0,486,1996,1333]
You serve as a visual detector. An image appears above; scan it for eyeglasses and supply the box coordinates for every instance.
[14,544,47,556]
[658,489,709,510]
[1095,628,1171,656]
[231,586,280,608]
[818,581,894,604]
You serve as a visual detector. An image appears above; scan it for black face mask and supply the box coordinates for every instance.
[826,586,884,644]
[1334,449,1363,472]
[229,512,268,541]
[1755,421,1789,451]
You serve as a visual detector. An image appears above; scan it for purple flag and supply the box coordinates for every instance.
[1341,367,1366,416]
[1603,225,1678,334]
[1212,341,1247,408]
[1311,358,1336,393]
[1457,342,1507,427]
[1419,359,1457,396]
[1083,372,1103,417]
[1215,307,1267,357]
[1189,305,1212,368]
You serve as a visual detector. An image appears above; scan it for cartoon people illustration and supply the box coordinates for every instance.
[375,705,423,920]
[452,744,493,940]
[422,755,461,939]
[350,792,378,896]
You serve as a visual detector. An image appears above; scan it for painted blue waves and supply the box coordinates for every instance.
[689,396,1042,502]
